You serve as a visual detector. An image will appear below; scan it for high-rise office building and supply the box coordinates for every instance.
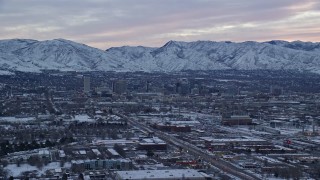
[270,86,283,96]
[113,80,127,94]
[176,78,190,95]
[83,76,91,93]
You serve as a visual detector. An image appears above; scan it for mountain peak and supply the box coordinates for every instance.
[52,38,71,43]
[163,40,187,47]
[265,40,289,45]
[0,38,38,45]
[0,39,320,74]
[44,38,79,45]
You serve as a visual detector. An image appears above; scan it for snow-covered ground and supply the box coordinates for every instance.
[0,70,14,75]
[72,114,95,122]
[0,116,36,123]
[5,162,71,177]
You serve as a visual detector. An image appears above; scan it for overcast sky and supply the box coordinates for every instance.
[1,0,320,49]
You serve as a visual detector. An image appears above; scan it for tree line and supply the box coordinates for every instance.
[0,136,75,156]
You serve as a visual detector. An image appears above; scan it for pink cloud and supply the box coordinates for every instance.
[0,0,320,49]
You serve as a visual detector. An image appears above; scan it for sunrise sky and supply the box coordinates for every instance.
[0,0,319,49]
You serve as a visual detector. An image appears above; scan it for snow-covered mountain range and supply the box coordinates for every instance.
[0,38,320,74]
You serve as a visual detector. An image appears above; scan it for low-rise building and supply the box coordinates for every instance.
[221,115,252,126]
[138,137,167,151]
[71,158,132,170]
[115,169,211,180]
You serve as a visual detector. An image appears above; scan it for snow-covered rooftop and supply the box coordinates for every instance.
[115,169,209,180]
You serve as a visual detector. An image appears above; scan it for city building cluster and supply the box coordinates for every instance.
[0,70,320,179]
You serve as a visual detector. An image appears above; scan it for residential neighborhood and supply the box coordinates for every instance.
[0,70,320,179]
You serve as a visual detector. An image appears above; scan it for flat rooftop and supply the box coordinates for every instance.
[200,136,266,143]
[116,169,209,180]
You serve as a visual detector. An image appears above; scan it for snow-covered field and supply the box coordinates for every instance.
[0,116,36,123]
[73,114,95,122]
[5,162,71,177]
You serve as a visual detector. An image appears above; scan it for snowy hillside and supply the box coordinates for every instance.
[0,39,320,74]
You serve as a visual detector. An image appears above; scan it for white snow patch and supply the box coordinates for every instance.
[5,162,71,177]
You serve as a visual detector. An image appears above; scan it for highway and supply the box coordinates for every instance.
[119,113,260,180]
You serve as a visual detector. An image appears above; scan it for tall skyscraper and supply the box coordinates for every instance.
[176,78,190,95]
[113,80,127,94]
[83,76,91,93]
[270,86,283,96]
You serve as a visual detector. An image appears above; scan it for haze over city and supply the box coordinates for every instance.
[1,0,320,49]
